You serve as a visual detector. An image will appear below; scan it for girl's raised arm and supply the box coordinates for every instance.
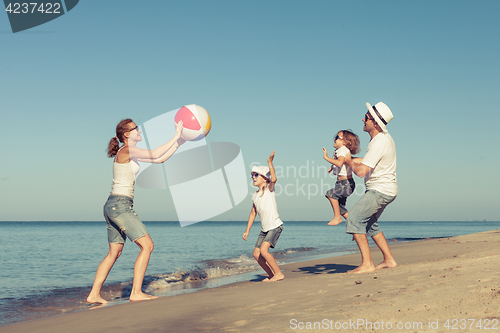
[267,151,277,191]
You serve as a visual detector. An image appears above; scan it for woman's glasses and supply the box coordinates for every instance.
[126,125,139,132]
[334,135,343,141]
[251,172,260,179]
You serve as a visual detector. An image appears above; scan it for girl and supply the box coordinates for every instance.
[243,151,284,282]
[322,130,360,226]
[87,119,184,304]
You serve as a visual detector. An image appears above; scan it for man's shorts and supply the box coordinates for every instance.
[255,225,283,249]
[325,178,356,215]
[346,190,396,237]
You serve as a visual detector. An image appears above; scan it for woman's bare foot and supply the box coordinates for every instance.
[129,292,158,302]
[86,295,108,304]
[327,217,343,226]
[375,259,397,270]
[347,263,376,274]
[269,273,285,282]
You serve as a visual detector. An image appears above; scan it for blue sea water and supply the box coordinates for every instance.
[1,220,499,326]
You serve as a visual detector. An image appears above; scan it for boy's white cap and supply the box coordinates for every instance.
[366,102,393,134]
[251,166,271,181]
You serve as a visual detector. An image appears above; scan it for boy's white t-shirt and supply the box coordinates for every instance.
[332,146,352,177]
[361,132,398,196]
[252,187,283,232]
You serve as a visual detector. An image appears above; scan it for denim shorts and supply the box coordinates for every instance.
[346,190,396,237]
[325,178,356,215]
[255,225,283,249]
[104,195,149,243]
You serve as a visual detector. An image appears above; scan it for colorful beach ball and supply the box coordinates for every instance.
[174,104,212,141]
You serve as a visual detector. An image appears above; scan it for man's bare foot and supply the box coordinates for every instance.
[269,273,284,282]
[375,259,397,270]
[86,295,108,304]
[261,276,272,282]
[327,217,343,226]
[129,293,158,302]
[347,263,376,274]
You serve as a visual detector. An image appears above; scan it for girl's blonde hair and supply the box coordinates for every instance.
[339,129,360,155]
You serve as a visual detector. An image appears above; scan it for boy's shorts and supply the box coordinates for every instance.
[325,178,355,215]
[255,225,283,249]
[346,190,396,237]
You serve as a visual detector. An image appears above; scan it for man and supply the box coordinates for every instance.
[344,102,398,274]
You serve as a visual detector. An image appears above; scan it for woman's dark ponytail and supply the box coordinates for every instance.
[106,118,134,157]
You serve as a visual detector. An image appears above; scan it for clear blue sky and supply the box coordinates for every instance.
[1,1,499,222]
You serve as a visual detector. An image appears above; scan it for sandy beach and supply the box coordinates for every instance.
[2,229,500,333]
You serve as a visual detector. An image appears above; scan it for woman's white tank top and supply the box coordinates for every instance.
[110,147,140,198]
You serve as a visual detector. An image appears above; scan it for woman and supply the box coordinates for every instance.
[87,119,184,304]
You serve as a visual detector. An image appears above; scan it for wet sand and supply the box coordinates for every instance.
[2,229,500,332]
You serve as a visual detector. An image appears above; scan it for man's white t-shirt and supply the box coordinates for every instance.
[361,132,398,196]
